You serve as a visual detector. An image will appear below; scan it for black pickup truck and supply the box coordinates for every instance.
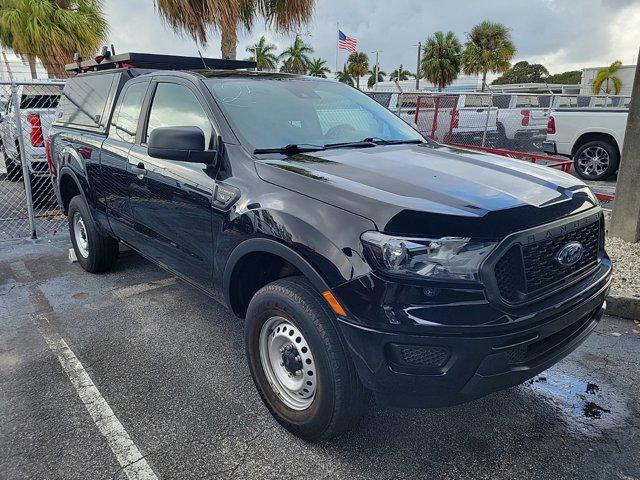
[48,53,611,441]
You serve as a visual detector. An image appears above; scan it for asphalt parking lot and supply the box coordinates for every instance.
[1,237,639,480]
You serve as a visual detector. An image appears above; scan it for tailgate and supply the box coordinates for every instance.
[527,108,549,128]
[20,109,55,155]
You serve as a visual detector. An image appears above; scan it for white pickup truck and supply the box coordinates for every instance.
[0,83,62,183]
[543,108,628,180]
[492,94,548,151]
[396,93,499,146]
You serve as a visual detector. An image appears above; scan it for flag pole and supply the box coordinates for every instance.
[335,22,339,74]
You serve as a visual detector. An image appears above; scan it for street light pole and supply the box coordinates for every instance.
[416,41,422,90]
[371,50,381,90]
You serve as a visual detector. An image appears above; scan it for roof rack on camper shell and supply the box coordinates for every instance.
[65,52,257,73]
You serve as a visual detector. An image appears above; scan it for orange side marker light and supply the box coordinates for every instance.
[322,290,347,317]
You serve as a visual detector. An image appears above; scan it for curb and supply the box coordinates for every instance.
[606,294,640,320]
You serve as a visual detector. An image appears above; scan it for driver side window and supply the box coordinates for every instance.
[145,83,213,148]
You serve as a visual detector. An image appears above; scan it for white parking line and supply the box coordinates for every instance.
[35,314,159,480]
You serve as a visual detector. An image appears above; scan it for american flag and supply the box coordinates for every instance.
[338,30,357,53]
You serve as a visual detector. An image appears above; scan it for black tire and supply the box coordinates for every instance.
[29,173,56,207]
[245,276,370,441]
[496,123,508,149]
[68,195,119,273]
[3,155,21,181]
[573,139,619,181]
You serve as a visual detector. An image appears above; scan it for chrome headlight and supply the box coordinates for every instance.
[361,231,496,281]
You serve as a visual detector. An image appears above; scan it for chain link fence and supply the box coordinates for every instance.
[367,90,631,153]
[0,80,66,240]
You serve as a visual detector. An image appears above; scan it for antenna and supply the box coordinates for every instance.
[197,50,210,70]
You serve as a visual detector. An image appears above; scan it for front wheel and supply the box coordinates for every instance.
[573,140,619,180]
[245,277,370,441]
[68,195,119,273]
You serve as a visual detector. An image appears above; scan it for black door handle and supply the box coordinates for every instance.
[130,162,147,178]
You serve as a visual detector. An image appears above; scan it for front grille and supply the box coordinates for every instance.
[494,218,601,304]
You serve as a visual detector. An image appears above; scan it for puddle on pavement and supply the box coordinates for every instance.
[523,371,627,436]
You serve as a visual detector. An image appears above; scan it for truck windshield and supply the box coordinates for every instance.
[205,76,425,152]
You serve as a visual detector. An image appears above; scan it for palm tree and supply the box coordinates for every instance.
[155,0,314,60]
[389,64,414,81]
[336,64,354,86]
[593,60,623,95]
[308,58,330,78]
[461,21,516,91]
[279,36,313,74]
[367,68,386,88]
[422,31,462,91]
[246,36,278,71]
[0,0,108,78]
[347,51,369,89]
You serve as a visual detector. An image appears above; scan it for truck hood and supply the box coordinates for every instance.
[254,143,598,238]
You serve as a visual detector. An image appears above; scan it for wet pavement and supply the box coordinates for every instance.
[1,237,639,480]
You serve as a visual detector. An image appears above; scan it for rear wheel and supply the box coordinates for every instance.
[68,195,119,273]
[3,154,21,181]
[496,123,508,149]
[573,140,619,180]
[245,276,370,441]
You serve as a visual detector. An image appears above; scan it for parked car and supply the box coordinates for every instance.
[396,93,499,146]
[491,94,548,151]
[0,83,62,184]
[49,53,611,441]
[543,108,628,180]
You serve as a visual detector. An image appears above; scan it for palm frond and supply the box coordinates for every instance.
[0,0,108,78]
[592,61,624,94]
[461,21,516,89]
[155,0,315,59]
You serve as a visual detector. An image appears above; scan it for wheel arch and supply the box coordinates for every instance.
[223,238,332,319]
[58,167,87,215]
[571,132,620,158]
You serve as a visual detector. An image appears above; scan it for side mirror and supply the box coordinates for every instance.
[148,126,215,163]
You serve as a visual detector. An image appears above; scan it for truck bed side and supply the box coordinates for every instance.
[547,108,628,156]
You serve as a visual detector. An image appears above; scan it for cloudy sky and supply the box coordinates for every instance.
[103,0,638,77]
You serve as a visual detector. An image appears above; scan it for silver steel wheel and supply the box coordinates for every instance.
[259,316,317,411]
[577,146,610,177]
[73,212,89,258]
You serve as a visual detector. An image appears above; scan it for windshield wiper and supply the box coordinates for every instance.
[362,137,424,145]
[253,143,326,154]
[323,140,377,149]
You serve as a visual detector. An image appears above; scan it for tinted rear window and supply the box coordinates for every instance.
[20,94,60,109]
[55,73,119,129]
[492,95,512,109]
[464,95,490,107]
[515,95,539,107]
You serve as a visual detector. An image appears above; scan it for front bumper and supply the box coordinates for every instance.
[542,140,557,154]
[335,262,611,408]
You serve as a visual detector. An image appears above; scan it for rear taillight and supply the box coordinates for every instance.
[521,109,530,127]
[27,114,43,147]
[45,137,54,176]
[451,109,459,129]
[547,115,556,134]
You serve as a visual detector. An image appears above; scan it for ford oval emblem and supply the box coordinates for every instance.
[556,241,584,267]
